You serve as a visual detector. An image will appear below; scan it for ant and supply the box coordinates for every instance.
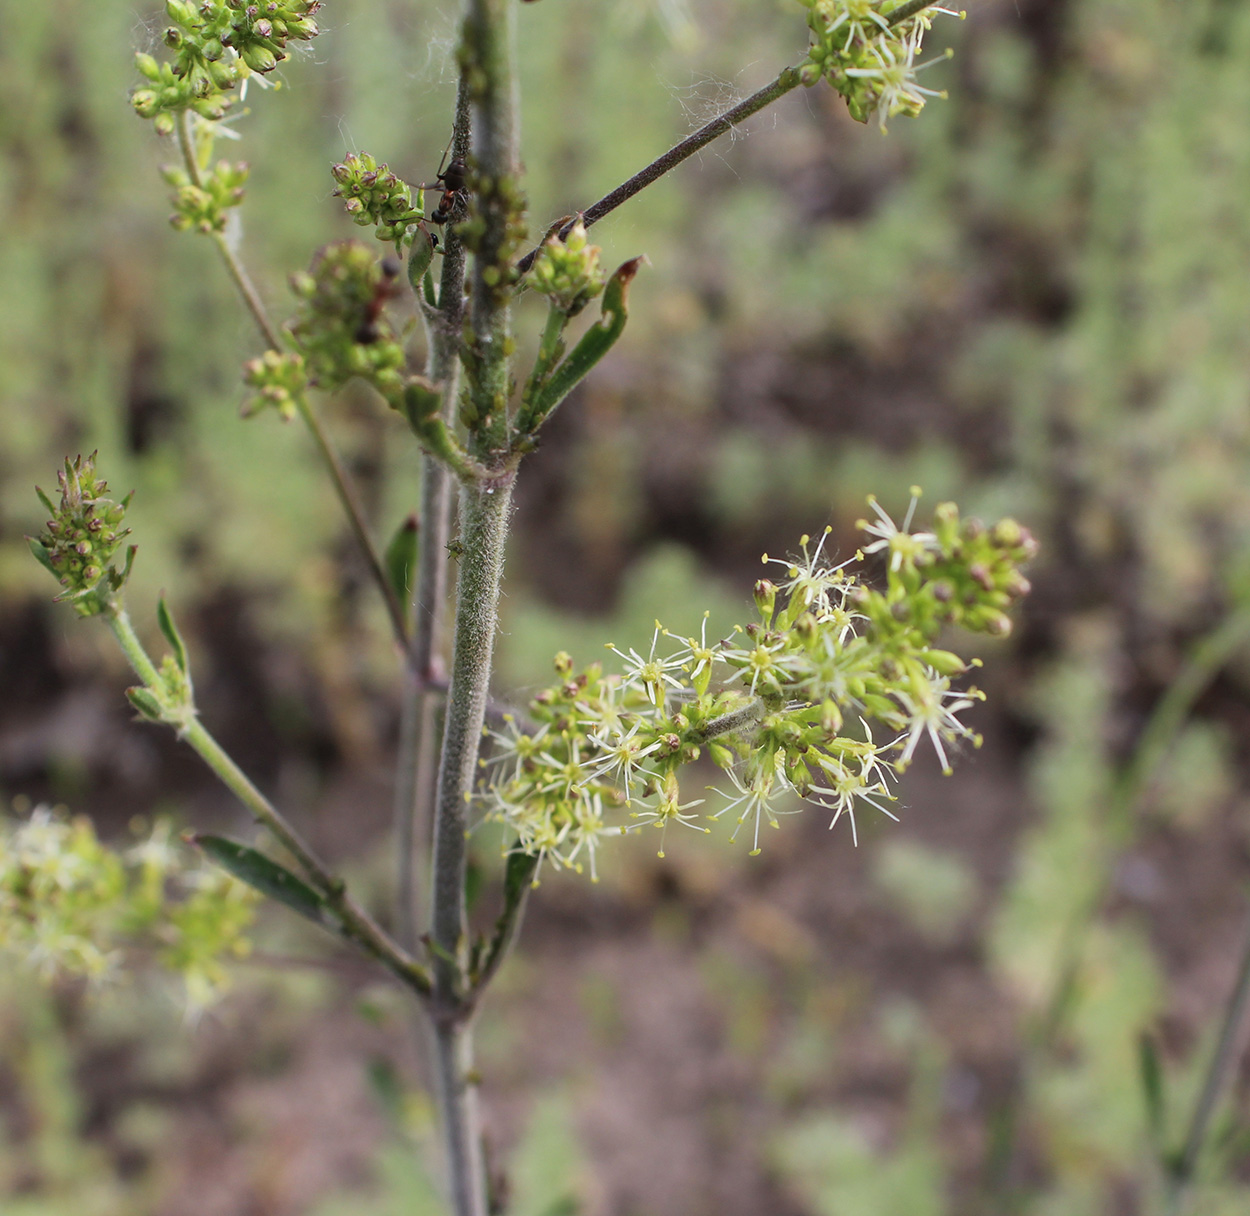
[417,137,468,228]
[354,255,402,345]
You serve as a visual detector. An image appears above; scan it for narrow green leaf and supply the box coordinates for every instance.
[34,486,56,516]
[27,537,57,576]
[503,849,540,908]
[1138,1032,1167,1148]
[192,834,328,926]
[384,514,420,603]
[407,225,435,292]
[517,256,643,435]
[157,595,189,674]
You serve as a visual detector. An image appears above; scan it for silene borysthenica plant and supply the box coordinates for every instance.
[15,0,1036,1211]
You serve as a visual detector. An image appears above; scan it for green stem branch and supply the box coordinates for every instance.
[395,76,474,953]
[106,606,432,996]
[516,66,801,276]
[176,110,410,655]
[1166,907,1250,1215]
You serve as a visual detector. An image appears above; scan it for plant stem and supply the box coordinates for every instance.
[511,0,940,277]
[699,698,766,741]
[428,477,513,1216]
[884,0,949,25]
[430,478,515,989]
[515,65,802,276]
[175,111,410,655]
[432,1019,488,1216]
[395,77,473,953]
[106,606,432,996]
[984,608,1250,1208]
[1165,907,1250,1216]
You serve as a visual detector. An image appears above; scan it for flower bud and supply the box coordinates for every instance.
[753,578,777,622]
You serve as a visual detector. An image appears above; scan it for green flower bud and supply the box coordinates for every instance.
[242,45,278,73]
[527,219,606,317]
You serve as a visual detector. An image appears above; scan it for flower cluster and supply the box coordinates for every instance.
[330,152,427,251]
[132,0,322,133]
[284,241,407,397]
[162,158,250,233]
[242,348,308,420]
[30,454,134,617]
[794,0,963,130]
[527,220,606,318]
[0,804,256,1006]
[479,493,1034,876]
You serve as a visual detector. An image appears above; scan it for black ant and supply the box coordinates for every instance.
[355,255,401,345]
[417,137,468,228]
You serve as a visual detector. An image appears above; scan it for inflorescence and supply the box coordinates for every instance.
[480,492,1035,878]
[132,0,322,133]
[795,0,965,130]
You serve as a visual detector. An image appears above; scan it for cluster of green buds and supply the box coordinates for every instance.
[285,241,407,398]
[0,803,256,1005]
[795,0,963,129]
[242,349,309,420]
[527,219,606,318]
[132,1,322,133]
[479,493,1034,876]
[29,454,134,617]
[330,152,427,252]
[162,159,250,233]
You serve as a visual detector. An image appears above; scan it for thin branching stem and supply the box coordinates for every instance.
[516,66,802,276]
[984,608,1250,1208]
[426,4,521,1207]
[175,111,411,654]
[699,698,767,741]
[396,75,473,953]
[512,0,942,276]
[105,605,432,997]
[1165,908,1250,1215]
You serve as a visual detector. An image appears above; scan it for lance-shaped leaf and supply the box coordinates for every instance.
[191,834,329,927]
[27,537,57,577]
[471,849,540,989]
[384,513,420,603]
[1138,1031,1167,1151]
[514,257,643,437]
[157,595,189,674]
[406,224,435,293]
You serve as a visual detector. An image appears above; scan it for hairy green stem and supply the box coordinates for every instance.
[428,477,513,1216]
[699,698,766,741]
[463,0,520,458]
[431,1019,488,1216]
[1165,908,1250,1215]
[430,478,515,991]
[395,76,474,954]
[175,111,410,655]
[884,0,949,25]
[106,606,432,996]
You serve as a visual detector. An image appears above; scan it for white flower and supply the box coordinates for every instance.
[708,765,800,856]
[895,676,983,775]
[857,488,938,570]
[808,745,899,846]
[762,526,859,617]
[583,720,660,803]
[607,622,689,708]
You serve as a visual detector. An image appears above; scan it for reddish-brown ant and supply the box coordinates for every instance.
[416,137,468,228]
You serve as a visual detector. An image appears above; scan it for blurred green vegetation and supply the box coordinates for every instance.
[7,0,1250,1212]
